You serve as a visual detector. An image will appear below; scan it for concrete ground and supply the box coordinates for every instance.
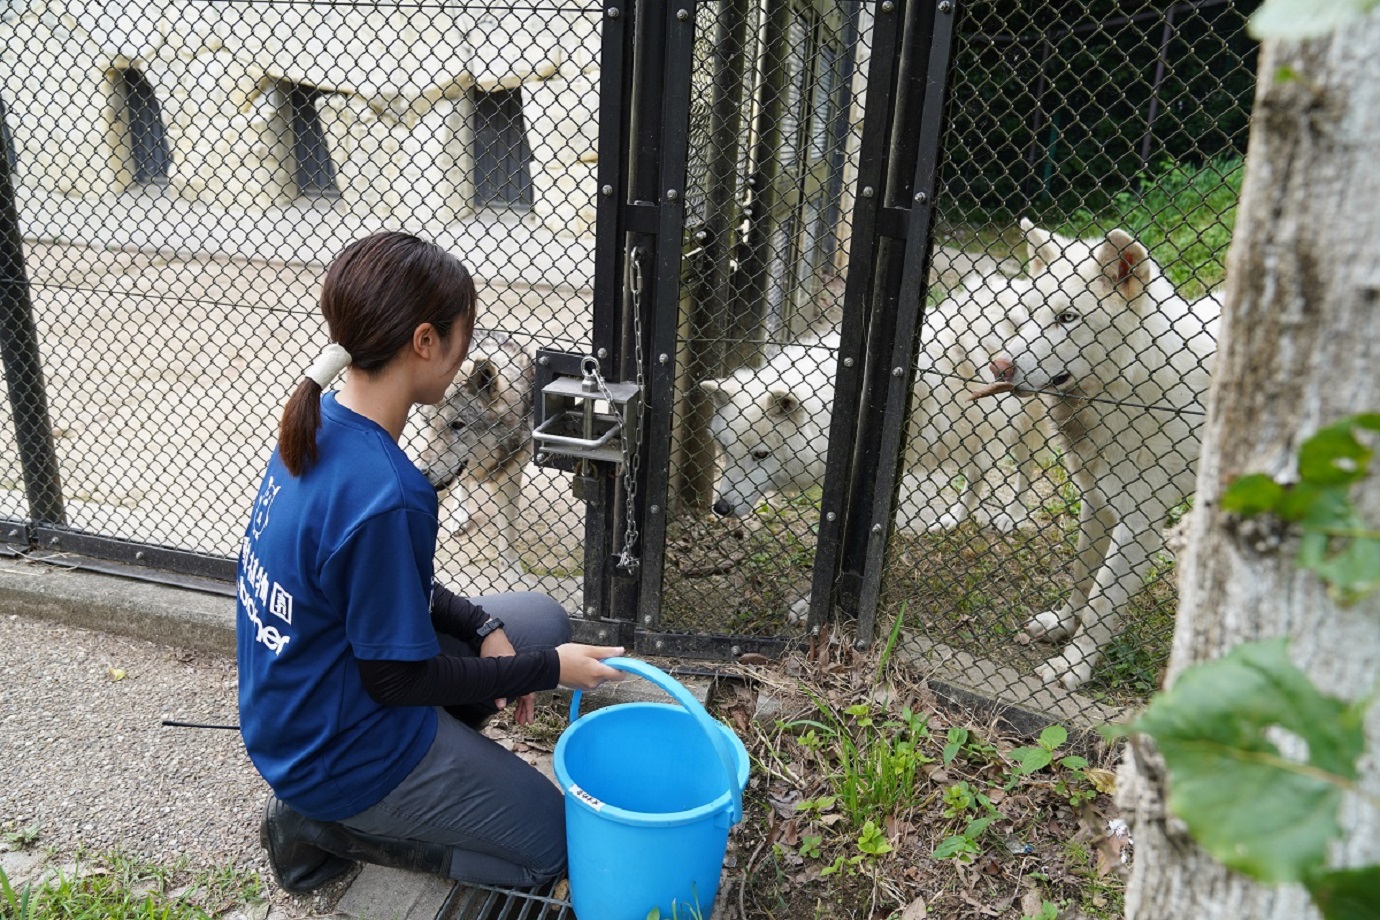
[0,554,712,920]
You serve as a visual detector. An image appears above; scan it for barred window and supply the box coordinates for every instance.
[119,69,170,184]
[283,83,338,197]
[473,87,533,208]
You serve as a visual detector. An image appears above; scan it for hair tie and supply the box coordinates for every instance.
[305,343,352,388]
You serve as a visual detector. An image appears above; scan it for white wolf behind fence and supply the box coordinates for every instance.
[416,331,534,582]
[699,273,1048,536]
[971,219,1220,690]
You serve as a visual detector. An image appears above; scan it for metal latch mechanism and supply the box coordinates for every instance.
[532,355,642,465]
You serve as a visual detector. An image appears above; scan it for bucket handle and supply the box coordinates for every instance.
[570,657,743,824]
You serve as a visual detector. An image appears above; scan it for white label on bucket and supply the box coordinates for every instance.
[568,784,605,812]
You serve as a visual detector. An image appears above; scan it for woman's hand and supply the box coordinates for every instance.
[555,644,626,690]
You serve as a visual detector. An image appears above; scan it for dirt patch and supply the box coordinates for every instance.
[713,636,1130,920]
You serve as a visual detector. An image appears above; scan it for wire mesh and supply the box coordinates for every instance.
[1,0,1257,719]
[881,0,1254,717]
[659,0,863,637]
[0,0,600,606]
[658,0,1254,720]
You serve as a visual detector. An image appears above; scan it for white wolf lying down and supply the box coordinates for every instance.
[972,220,1220,690]
[700,273,1048,535]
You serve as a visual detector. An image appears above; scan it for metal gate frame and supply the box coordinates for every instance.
[577,0,961,657]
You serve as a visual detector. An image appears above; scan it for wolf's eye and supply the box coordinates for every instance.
[751,448,771,461]
[448,420,467,432]
[1055,310,1080,325]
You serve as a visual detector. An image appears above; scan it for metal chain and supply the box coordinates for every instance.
[580,248,646,572]
[617,248,647,572]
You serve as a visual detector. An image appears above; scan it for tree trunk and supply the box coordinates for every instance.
[1121,16,1380,920]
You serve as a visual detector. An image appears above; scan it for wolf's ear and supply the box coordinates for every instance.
[1096,229,1152,302]
[466,359,501,405]
[1020,218,1056,275]
[764,384,803,421]
[699,378,735,409]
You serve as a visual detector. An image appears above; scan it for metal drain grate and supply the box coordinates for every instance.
[436,879,575,920]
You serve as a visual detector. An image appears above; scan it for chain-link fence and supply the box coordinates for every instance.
[658,0,1254,722]
[881,0,1252,719]
[0,1,602,608]
[1,0,1255,725]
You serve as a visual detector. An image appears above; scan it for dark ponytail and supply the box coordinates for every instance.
[277,232,477,476]
[279,378,328,477]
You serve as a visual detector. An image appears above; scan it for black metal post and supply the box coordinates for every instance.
[728,0,793,365]
[609,0,669,627]
[634,0,697,629]
[854,0,959,645]
[1139,6,1177,169]
[0,96,64,529]
[832,0,934,646]
[581,0,637,636]
[680,0,751,509]
[806,0,910,633]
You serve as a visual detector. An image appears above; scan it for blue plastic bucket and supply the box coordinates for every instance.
[554,658,749,920]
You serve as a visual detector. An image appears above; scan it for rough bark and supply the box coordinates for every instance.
[1121,15,1380,920]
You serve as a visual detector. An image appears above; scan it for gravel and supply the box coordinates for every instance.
[0,612,271,883]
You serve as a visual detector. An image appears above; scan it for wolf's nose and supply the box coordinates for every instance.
[712,499,734,517]
[989,356,1016,382]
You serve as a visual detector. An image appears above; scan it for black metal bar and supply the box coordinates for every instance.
[834,0,935,646]
[632,629,802,661]
[680,0,752,510]
[635,0,698,629]
[1139,5,1177,169]
[585,0,635,623]
[1022,35,1053,207]
[608,0,670,626]
[726,0,793,364]
[0,519,28,546]
[806,0,910,635]
[0,95,64,528]
[853,0,959,647]
[819,1,862,272]
[32,530,238,584]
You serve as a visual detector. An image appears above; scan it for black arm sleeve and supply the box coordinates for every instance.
[430,583,490,641]
[357,649,561,707]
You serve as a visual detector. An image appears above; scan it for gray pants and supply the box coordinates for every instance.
[339,592,572,886]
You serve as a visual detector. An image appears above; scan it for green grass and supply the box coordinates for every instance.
[0,851,262,920]
[1058,155,1244,299]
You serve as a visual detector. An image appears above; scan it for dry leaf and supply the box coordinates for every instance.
[900,896,928,919]
[1085,767,1117,795]
[107,667,127,681]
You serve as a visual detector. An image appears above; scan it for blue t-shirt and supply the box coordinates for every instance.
[237,392,442,821]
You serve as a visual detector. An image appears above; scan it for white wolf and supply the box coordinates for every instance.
[416,331,534,579]
[971,220,1219,690]
[700,274,1047,536]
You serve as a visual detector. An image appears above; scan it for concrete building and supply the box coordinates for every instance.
[0,1,601,240]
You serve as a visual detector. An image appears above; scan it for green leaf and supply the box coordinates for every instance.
[1010,746,1053,774]
[1306,866,1380,920]
[1298,422,1373,487]
[1037,725,1068,751]
[1301,533,1380,604]
[1059,755,1089,770]
[933,835,976,860]
[1220,473,1285,515]
[965,815,996,838]
[1123,639,1366,883]
[1249,0,1380,40]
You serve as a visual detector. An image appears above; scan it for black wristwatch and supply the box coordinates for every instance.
[475,616,505,641]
